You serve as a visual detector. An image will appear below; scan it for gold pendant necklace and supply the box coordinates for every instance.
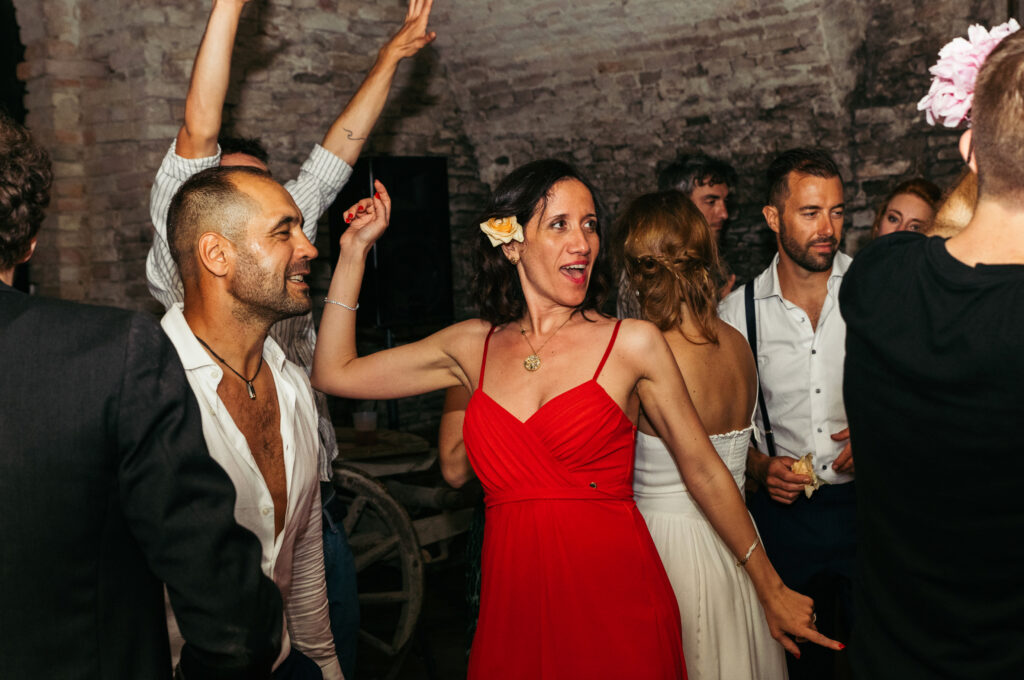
[519,315,572,372]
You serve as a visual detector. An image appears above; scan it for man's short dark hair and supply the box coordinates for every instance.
[0,114,52,270]
[971,30,1024,202]
[166,166,268,281]
[765,148,841,209]
[218,134,270,165]
[657,153,737,194]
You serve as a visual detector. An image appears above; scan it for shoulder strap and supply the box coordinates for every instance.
[479,326,498,390]
[594,320,622,380]
[744,283,777,458]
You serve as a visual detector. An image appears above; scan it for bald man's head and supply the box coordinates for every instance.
[166,166,269,282]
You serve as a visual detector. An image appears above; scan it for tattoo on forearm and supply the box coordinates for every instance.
[343,127,367,141]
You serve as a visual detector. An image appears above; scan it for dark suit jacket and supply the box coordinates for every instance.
[0,282,283,680]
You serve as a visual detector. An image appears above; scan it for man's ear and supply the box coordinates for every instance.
[762,204,781,235]
[16,238,37,265]
[959,129,978,173]
[197,232,231,277]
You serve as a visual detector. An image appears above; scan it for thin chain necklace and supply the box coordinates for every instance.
[519,314,573,372]
[194,334,264,400]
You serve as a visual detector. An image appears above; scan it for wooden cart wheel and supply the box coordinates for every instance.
[332,464,424,678]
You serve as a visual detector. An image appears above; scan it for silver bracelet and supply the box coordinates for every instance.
[323,297,359,311]
[736,538,760,567]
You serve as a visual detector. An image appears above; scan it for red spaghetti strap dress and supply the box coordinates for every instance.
[464,321,686,680]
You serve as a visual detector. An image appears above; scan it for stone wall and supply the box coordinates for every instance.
[437,0,1006,280]
[9,0,1010,436]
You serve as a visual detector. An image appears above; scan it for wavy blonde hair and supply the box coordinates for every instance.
[927,169,976,238]
[869,177,942,239]
[620,191,720,343]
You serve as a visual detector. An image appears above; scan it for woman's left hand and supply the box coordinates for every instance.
[762,582,843,657]
[340,179,391,252]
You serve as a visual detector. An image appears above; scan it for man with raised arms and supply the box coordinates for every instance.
[146,1,436,673]
[0,113,283,680]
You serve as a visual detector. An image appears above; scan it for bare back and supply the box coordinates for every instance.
[640,317,757,437]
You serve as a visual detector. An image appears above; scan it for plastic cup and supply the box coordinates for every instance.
[353,411,378,445]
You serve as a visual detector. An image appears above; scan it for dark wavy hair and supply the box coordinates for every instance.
[0,113,52,270]
[621,191,720,343]
[472,159,609,325]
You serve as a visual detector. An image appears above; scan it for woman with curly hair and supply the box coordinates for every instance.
[621,190,787,680]
[313,160,838,679]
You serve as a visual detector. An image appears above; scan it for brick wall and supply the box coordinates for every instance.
[10,0,1009,435]
[438,0,1005,280]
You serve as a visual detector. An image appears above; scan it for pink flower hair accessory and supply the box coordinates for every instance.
[917,19,1021,128]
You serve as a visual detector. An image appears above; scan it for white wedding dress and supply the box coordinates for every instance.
[634,425,788,680]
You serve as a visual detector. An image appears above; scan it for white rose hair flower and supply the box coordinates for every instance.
[918,19,1021,128]
[479,216,525,247]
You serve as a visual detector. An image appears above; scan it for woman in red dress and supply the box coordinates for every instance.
[312,160,840,679]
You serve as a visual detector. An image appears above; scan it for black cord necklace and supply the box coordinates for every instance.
[193,334,264,400]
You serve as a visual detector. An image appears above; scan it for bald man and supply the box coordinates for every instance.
[162,165,340,680]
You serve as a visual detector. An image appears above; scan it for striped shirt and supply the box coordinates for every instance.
[147,141,352,481]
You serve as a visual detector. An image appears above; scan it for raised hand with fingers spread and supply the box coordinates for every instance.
[380,0,437,63]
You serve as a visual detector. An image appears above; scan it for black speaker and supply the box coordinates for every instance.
[329,156,452,329]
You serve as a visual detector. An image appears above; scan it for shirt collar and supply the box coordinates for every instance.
[160,303,289,373]
[754,251,852,301]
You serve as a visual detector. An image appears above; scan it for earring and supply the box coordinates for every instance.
[509,253,520,265]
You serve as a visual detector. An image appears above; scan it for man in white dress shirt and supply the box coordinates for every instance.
[147,1,436,674]
[148,0,436,484]
[719,148,854,680]
[162,165,341,680]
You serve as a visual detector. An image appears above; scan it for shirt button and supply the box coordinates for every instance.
[815,388,821,394]
[261,507,271,516]
[589,482,597,489]
[821,465,828,470]
[811,349,817,355]
[209,370,217,378]
[817,427,823,433]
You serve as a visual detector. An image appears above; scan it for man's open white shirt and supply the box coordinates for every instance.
[719,252,854,486]
[161,304,343,680]
[147,140,352,482]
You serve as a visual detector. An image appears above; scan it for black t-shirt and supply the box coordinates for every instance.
[840,232,1024,679]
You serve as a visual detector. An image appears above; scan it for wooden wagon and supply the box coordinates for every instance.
[331,427,478,679]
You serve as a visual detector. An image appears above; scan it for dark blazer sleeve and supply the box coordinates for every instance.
[115,313,283,679]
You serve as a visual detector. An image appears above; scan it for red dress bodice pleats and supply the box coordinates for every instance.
[464,321,686,679]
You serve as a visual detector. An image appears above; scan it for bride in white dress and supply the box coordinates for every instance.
[619,191,788,680]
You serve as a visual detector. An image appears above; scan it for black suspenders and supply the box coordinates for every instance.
[744,282,778,457]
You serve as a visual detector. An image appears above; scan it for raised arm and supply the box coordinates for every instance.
[320,0,437,165]
[176,0,252,159]
[310,181,470,399]
[625,322,841,657]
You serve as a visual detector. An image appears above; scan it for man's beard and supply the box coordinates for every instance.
[779,216,838,273]
[228,247,311,325]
